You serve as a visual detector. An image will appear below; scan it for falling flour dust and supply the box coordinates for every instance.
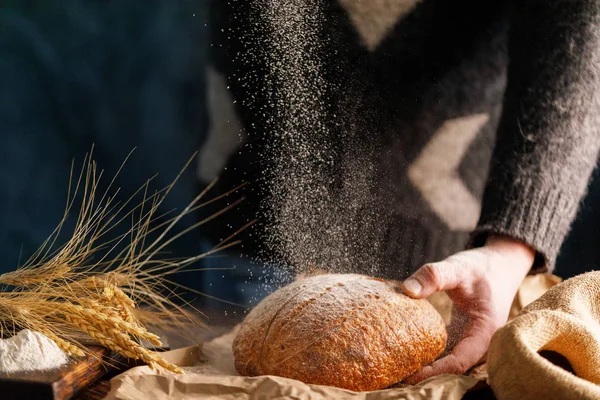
[244,0,386,277]
[0,329,70,373]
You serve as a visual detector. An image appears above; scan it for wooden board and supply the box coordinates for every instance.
[0,346,128,400]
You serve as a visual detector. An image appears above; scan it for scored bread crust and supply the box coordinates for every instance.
[233,273,447,391]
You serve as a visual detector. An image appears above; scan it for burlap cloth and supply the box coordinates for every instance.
[487,271,600,400]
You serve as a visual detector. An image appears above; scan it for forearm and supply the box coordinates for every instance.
[474,0,600,269]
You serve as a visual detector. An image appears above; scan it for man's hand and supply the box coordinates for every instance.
[402,235,535,384]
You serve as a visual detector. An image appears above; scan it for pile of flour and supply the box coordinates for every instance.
[0,329,69,373]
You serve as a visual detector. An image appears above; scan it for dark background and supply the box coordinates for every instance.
[0,0,597,306]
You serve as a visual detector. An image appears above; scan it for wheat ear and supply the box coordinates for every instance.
[61,305,181,373]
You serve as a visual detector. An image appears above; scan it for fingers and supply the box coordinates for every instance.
[402,261,466,299]
[404,318,495,385]
[405,336,488,384]
[401,248,500,384]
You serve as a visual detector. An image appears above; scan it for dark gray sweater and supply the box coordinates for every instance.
[206,0,600,278]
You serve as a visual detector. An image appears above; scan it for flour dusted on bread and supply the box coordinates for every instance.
[233,273,447,391]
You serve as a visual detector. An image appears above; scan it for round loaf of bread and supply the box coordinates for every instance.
[233,273,447,391]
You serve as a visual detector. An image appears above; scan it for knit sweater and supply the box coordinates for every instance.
[204,0,600,279]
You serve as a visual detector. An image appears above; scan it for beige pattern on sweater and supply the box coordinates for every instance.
[338,0,421,50]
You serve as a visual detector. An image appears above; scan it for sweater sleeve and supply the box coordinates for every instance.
[472,0,600,271]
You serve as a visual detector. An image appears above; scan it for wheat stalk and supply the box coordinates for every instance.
[58,302,181,373]
[0,150,249,373]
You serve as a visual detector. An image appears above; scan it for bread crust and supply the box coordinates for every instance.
[233,273,447,391]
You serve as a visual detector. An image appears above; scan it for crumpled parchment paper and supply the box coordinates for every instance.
[103,274,561,400]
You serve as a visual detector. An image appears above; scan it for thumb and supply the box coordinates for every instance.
[402,261,465,298]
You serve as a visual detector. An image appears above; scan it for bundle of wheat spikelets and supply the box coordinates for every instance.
[0,152,247,373]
